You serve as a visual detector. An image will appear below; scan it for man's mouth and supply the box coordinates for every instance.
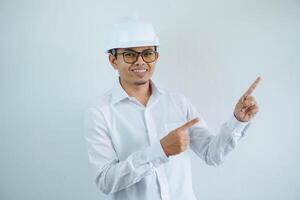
[131,68,148,73]
[130,68,149,77]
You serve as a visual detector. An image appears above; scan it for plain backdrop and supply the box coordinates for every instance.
[1,0,299,199]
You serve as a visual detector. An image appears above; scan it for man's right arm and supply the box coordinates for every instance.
[84,108,169,195]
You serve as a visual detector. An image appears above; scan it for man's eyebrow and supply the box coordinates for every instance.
[123,48,153,52]
[123,48,137,52]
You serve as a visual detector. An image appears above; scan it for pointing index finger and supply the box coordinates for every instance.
[243,76,262,98]
[177,118,200,131]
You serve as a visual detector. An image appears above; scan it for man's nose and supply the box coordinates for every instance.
[134,54,145,65]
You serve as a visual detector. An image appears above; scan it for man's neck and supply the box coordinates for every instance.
[119,78,152,106]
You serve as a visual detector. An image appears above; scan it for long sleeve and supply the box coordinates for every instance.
[184,97,250,166]
[84,108,169,195]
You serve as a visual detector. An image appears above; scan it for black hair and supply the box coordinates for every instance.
[109,49,117,56]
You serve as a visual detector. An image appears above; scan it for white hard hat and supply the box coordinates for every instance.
[105,18,160,53]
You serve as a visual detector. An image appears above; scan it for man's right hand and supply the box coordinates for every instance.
[160,118,200,157]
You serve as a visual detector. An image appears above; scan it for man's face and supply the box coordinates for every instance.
[109,46,159,86]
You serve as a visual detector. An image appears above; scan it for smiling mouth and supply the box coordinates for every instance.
[131,69,148,73]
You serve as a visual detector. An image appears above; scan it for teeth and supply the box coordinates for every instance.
[133,69,146,72]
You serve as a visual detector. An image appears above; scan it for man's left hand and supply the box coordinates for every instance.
[234,76,262,122]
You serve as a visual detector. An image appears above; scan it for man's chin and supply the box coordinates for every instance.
[133,80,148,85]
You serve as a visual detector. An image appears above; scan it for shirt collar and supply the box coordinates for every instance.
[111,77,165,104]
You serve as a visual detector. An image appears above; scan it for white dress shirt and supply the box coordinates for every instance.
[84,78,249,200]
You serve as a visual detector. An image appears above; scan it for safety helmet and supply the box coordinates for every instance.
[105,18,160,53]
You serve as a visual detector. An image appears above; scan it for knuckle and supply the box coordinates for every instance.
[249,96,255,100]
[174,131,181,137]
[180,145,186,152]
[186,140,190,145]
[176,132,183,139]
[180,138,186,144]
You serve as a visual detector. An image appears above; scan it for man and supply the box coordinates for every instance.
[84,18,261,200]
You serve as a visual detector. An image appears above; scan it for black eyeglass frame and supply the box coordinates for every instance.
[110,47,158,64]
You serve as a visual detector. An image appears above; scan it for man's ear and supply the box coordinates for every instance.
[156,52,160,61]
[108,54,118,70]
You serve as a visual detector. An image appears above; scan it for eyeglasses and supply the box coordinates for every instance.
[116,49,158,64]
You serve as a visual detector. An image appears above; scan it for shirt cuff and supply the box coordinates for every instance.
[226,114,249,134]
[148,141,169,168]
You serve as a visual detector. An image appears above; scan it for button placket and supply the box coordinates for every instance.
[156,169,170,200]
[144,108,156,144]
[144,107,170,200]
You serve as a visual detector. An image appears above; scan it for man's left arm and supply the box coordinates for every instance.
[187,77,261,166]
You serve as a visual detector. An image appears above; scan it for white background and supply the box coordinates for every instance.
[1,0,299,199]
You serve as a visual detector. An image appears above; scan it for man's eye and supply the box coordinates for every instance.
[143,51,155,57]
[144,52,153,56]
[124,52,136,57]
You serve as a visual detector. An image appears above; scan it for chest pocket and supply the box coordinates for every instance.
[111,121,149,160]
